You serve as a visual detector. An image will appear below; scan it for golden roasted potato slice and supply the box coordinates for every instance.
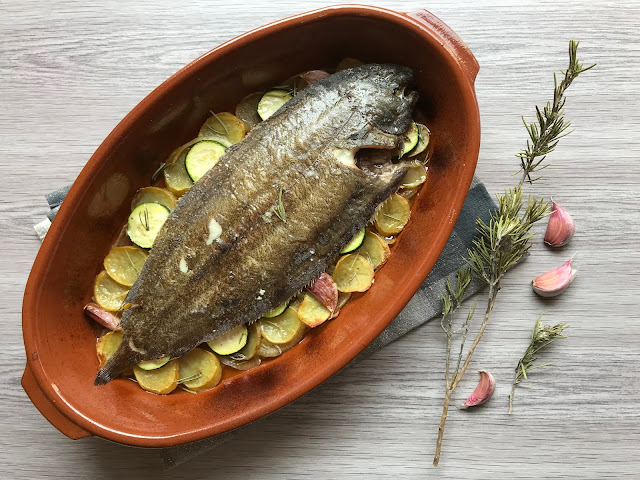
[400,160,427,189]
[138,357,170,370]
[96,331,123,368]
[133,359,180,395]
[178,348,222,392]
[297,293,331,328]
[103,246,148,287]
[259,307,303,344]
[131,186,177,212]
[163,141,198,197]
[358,231,391,270]
[332,253,375,293]
[93,270,129,312]
[199,112,245,145]
[374,193,411,236]
[331,292,352,319]
[257,324,307,358]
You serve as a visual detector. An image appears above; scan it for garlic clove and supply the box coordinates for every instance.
[461,370,495,409]
[544,201,575,247]
[532,259,577,297]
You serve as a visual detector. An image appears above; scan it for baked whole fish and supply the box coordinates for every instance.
[96,64,418,385]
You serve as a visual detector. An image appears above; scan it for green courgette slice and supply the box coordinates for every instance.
[257,89,292,121]
[207,325,248,355]
[401,122,419,157]
[184,140,227,182]
[137,356,170,371]
[262,299,290,319]
[127,203,170,249]
[407,123,430,157]
[341,228,366,254]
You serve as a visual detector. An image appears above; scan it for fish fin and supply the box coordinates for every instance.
[94,338,139,386]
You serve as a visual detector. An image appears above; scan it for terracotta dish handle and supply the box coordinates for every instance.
[405,9,479,83]
[22,364,91,439]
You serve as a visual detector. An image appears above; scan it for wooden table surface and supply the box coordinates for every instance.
[2,1,639,478]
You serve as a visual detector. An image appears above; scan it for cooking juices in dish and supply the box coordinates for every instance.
[87,61,431,395]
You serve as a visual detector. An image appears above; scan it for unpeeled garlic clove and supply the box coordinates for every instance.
[544,202,575,247]
[461,370,495,408]
[532,259,577,297]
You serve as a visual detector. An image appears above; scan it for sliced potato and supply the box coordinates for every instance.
[332,253,375,293]
[163,143,195,197]
[207,325,248,355]
[133,359,180,395]
[407,123,430,157]
[374,193,411,236]
[259,307,303,344]
[112,223,133,248]
[138,356,170,371]
[178,348,222,392]
[331,291,352,319]
[94,270,129,312]
[235,92,263,132]
[297,293,331,328]
[358,231,391,270]
[131,186,177,212]
[219,355,261,371]
[257,324,307,358]
[199,112,245,145]
[96,330,123,368]
[103,246,148,287]
[400,160,427,189]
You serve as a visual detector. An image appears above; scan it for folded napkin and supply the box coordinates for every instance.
[35,176,495,468]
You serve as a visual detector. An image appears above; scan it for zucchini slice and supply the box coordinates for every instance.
[137,356,170,371]
[262,299,290,318]
[257,89,292,121]
[407,123,430,157]
[207,324,248,355]
[184,140,227,182]
[401,122,419,157]
[341,228,366,253]
[127,203,170,249]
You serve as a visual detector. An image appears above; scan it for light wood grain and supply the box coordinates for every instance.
[1,0,639,478]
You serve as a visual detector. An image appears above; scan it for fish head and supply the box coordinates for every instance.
[350,64,418,136]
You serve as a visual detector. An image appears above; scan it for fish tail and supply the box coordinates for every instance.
[94,339,138,386]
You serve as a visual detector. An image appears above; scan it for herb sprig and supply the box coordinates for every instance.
[432,40,593,467]
[509,316,568,413]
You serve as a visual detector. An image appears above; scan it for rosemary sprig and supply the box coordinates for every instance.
[272,187,287,222]
[509,316,568,413]
[176,372,202,384]
[517,40,595,185]
[138,207,150,231]
[151,162,166,184]
[432,40,592,467]
[206,110,230,136]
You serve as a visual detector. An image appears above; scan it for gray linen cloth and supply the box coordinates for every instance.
[36,176,495,468]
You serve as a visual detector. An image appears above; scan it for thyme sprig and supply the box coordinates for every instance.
[509,316,568,413]
[272,187,287,222]
[433,40,592,467]
[517,40,595,185]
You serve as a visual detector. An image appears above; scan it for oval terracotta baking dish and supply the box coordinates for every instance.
[22,5,479,447]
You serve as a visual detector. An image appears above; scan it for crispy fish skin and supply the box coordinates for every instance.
[96,64,417,385]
